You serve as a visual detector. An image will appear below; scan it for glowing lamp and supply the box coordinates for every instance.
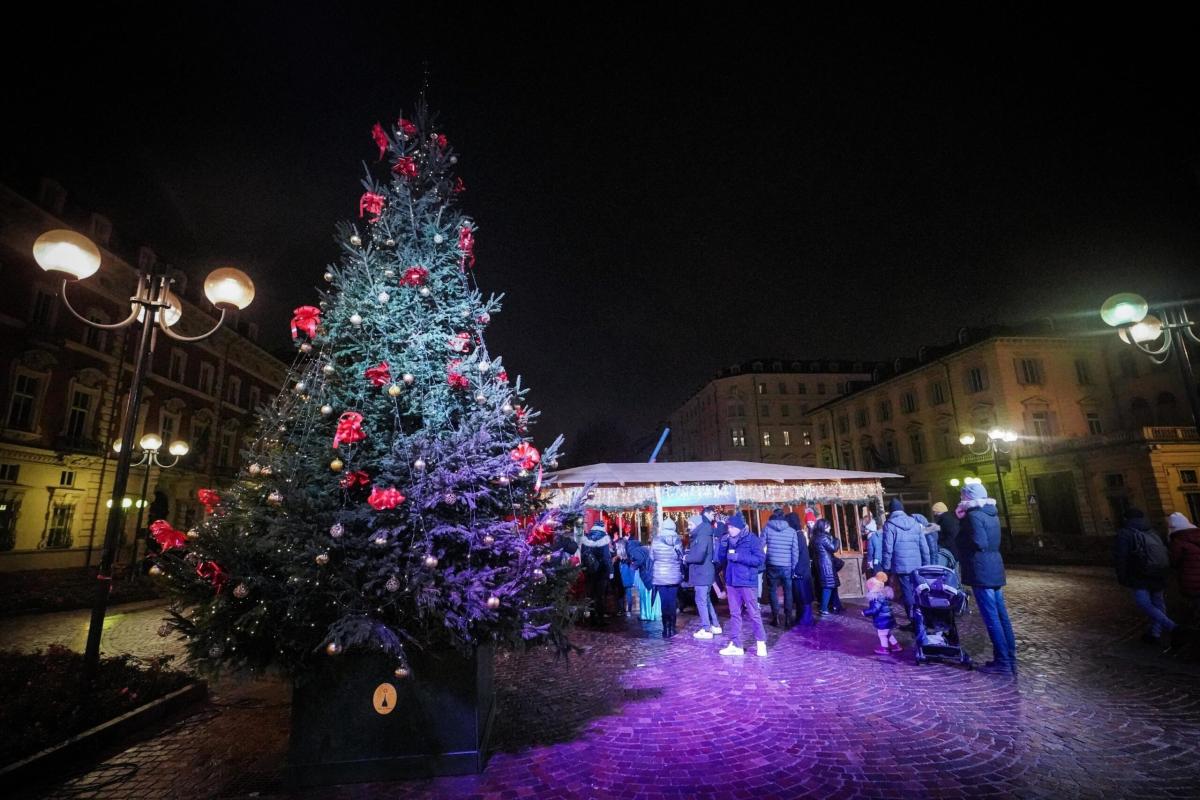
[958,433,976,446]
[1118,314,1163,345]
[1100,293,1149,328]
[139,433,163,452]
[112,440,123,453]
[987,428,1004,441]
[168,440,190,456]
[203,267,255,310]
[949,478,961,487]
[32,229,102,281]
[1003,431,1019,443]
[137,289,182,328]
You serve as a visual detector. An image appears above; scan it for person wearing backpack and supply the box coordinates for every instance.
[1114,508,1181,650]
[581,521,613,627]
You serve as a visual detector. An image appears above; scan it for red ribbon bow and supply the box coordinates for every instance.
[510,443,541,470]
[398,118,417,137]
[496,370,509,384]
[371,123,389,160]
[400,266,429,287]
[197,489,221,514]
[392,157,418,179]
[150,519,187,551]
[448,332,472,353]
[365,362,391,387]
[367,486,406,511]
[333,412,366,449]
[290,305,321,341]
[340,469,370,489]
[359,192,386,221]
[448,359,468,389]
[458,226,476,268]
[196,560,227,594]
[453,177,466,195]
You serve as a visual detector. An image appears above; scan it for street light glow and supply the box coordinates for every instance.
[204,267,256,310]
[1118,315,1164,345]
[1100,292,1149,328]
[139,433,163,452]
[168,440,190,456]
[959,433,976,446]
[32,229,102,281]
[949,478,961,487]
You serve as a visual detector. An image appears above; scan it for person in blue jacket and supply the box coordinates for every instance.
[881,498,931,628]
[955,483,1017,675]
[717,513,768,657]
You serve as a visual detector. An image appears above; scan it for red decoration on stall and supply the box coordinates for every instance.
[290,306,321,341]
[392,157,418,179]
[150,520,187,551]
[371,123,389,160]
[196,560,227,594]
[359,192,386,221]
[367,486,406,510]
[448,332,472,353]
[400,266,429,287]
[458,226,476,268]
[510,443,541,470]
[333,412,366,449]
[197,489,221,514]
[398,118,417,137]
[365,362,391,387]
[340,470,370,489]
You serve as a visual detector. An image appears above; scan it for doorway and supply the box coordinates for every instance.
[1032,472,1083,538]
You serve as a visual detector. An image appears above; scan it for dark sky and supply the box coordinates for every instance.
[6,7,1200,462]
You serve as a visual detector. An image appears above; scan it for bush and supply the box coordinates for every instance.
[0,645,191,766]
[0,568,164,618]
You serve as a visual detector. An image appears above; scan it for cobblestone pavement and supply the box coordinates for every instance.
[7,568,1200,800]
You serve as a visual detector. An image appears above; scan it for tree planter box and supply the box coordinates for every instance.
[286,643,495,787]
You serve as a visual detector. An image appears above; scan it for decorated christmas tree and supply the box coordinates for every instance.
[153,100,585,680]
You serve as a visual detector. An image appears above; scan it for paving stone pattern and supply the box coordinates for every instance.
[7,568,1200,799]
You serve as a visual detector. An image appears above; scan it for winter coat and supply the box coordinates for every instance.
[935,511,960,557]
[881,511,931,576]
[684,519,716,585]
[1114,517,1168,591]
[651,530,684,586]
[862,596,896,630]
[956,501,1005,588]
[625,538,654,588]
[865,531,883,570]
[1169,527,1200,596]
[762,517,799,569]
[785,513,813,579]
[580,530,612,575]
[718,531,765,588]
[811,530,840,589]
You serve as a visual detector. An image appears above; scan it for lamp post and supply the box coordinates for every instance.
[32,229,254,681]
[959,428,1018,537]
[113,435,189,575]
[1100,293,1200,430]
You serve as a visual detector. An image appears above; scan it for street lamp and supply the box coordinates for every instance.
[1101,293,1200,429]
[960,428,1017,537]
[118,434,189,575]
[32,228,254,681]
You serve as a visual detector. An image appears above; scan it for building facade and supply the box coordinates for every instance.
[807,326,1200,559]
[667,359,876,465]
[0,180,289,571]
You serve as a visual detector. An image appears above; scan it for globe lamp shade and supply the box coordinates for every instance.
[137,289,182,327]
[139,433,163,452]
[204,267,255,310]
[168,440,190,456]
[959,433,976,446]
[32,229,102,281]
[1118,315,1163,345]
[1100,293,1149,328]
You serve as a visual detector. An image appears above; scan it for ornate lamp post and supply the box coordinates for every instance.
[113,434,189,573]
[32,229,254,680]
[1100,293,1200,429]
[959,428,1018,536]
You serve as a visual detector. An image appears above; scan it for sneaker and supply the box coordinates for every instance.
[756,641,768,657]
[719,643,744,656]
[693,629,714,640]
[889,642,903,653]
[710,625,723,634]
[874,646,892,655]
[977,661,1014,675]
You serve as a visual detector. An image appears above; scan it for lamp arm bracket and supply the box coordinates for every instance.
[1132,337,1171,358]
[61,280,141,330]
[159,308,226,342]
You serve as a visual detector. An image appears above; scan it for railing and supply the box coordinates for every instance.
[54,435,107,455]
[1012,426,1198,457]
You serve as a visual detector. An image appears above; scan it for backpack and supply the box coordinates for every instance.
[582,545,602,574]
[1133,528,1170,577]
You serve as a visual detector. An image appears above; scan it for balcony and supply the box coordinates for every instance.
[1012,426,1198,457]
[53,435,107,456]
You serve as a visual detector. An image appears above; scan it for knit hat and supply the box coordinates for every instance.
[659,517,677,534]
[1123,507,1145,522]
[888,498,904,513]
[590,520,606,532]
[961,483,988,502]
[726,513,748,532]
[874,571,889,584]
[1168,512,1194,533]
[771,508,785,519]
[803,508,817,524]
[931,502,948,515]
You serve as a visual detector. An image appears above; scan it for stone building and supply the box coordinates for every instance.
[0,180,289,570]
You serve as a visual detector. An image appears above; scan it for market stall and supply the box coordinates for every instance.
[543,461,901,598]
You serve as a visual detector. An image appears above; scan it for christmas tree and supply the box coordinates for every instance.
[154,100,585,680]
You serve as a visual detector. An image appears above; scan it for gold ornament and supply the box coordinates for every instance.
[322,363,335,376]
[394,665,410,678]
[387,384,402,397]
[330,458,344,473]
[323,271,334,282]
[267,490,284,506]
[299,342,313,353]
[186,528,200,539]
[148,564,163,577]
[248,463,262,476]
[486,596,501,610]
[261,465,273,476]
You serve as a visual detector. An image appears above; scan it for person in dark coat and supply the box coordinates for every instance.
[932,502,959,552]
[580,521,613,626]
[956,483,1017,674]
[1114,507,1181,650]
[881,498,931,628]
[762,508,799,626]
[1168,512,1200,626]
[686,507,721,638]
[717,513,768,656]
[810,519,843,615]
[785,511,815,625]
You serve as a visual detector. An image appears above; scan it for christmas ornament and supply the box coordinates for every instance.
[433,132,448,149]
[423,554,439,569]
[157,623,171,637]
[482,534,495,546]
[267,490,284,506]
[419,286,431,297]
[371,122,389,159]
[315,553,329,565]
[448,332,472,353]
[323,271,334,282]
[333,412,366,448]
[320,404,334,416]
[443,491,458,504]
[477,361,491,373]
[209,644,225,658]
[532,568,546,582]
[433,233,445,244]
[330,522,344,538]
[365,362,391,387]
[385,239,395,247]
[394,665,410,678]
[197,489,221,514]
[294,380,307,393]
[402,373,415,385]
[549,459,560,469]
[372,534,388,547]
[186,528,200,540]
[497,370,508,383]
[378,291,390,303]
[392,156,418,179]
[453,177,466,194]
[400,266,429,286]
[398,118,417,137]
[510,443,541,470]
[367,486,406,510]
[501,402,514,414]
[449,155,458,164]
[498,476,510,486]
[233,583,249,599]
[196,560,227,593]
[322,363,335,376]
[447,365,469,390]
[458,225,476,268]
[330,458,344,473]
[326,642,341,656]
[486,596,501,610]
[359,192,385,221]
[150,520,187,551]
[475,393,487,405]
[350,313,363,326]
[385,384,400,397]
[148,564,163,577]
[385,576,400,592]
[261,465,273,475]
[300,343,314,354]
[290,306,321,341]
[477,312,491,324]
[413,458,426,471]
[340,470,370,489]
[350,234,362,246]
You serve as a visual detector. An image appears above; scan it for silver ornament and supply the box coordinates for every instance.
[475,393,487,405]
[394,665,410,678]
[418,287,431,297]
[186,527,200,539]
[261,465,273,475]
[248,463,261,476]
[402,373,415,385]
[350,234,362,246]
[443,492,458,504]
[532,567,546,582]
[299,342,313,353]
[330,522,344,538]
[477,362,490,373]
[498,476,510,486]
[482,534,495,546]
[323,271,334,282]
[413,458,426,471]
[350,313,363,326]
[385,576,400,592]
[433,233,445,244]
[423,554,439,569]
[378,291,390,303]
[449,155,458,164]
[322,364,335,376]
[549,459,560,469]
[501,402,514,414]
[320,404,334,416]
[267,490,284,506]
[233,583,249,599]
[315,553,329,565]
[294,381,307,393]
[384,269,395,278]
[487,596,501,610]
[373,534,388,547]
[385,238,395,246]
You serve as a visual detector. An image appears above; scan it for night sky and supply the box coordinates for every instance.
[6,8,1200,463]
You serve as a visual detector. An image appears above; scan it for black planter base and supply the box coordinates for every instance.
[286,643,495,787]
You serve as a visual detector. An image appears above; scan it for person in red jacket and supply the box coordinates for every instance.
[1168,512,1200,626]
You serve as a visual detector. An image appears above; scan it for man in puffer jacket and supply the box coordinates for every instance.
[1115,508,1182,651]
[762,508,798,627]
[651,518,685,639]
[717,513,768,657]
[956,483,1017,675]
[580,521,613,626]
[880,498,931,628]
[1168,512,1200,626]
[685,507,721,638]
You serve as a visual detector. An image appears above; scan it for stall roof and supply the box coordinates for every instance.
[546,461,901,486]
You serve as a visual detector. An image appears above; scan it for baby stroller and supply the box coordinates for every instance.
[909,565,972,669]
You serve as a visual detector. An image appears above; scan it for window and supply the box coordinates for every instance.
[817,383,826,395]
[759,403,770,418]
[46,503,75,549]
[837,382,846,394]
[83,311,108,351]
[878,399,892,422]
[762,431,772,447]
[218,429,236,467]
[1016,358,1045,386]
[59,470,75,487]
[169,349,187,384]
[861,445,874,468]
[227,375,242,407]
[783,430,792,446]
[798,383,807,395]
[1180,469,1198,485]
[1031,411,1052,438]
[930,381,947,406]
[778,382,788,395]
[192,416,212,468]
[0,464,19,482]
[198,362,215,395]
[1086,412,1103,435]
[756,383,766,395]
[781,404,790,417]
[1074,358,1093,386]
[900,390,918,414]
[909,431,926,464]
[855,408,868,429]
[965,366,988,394]
[32,289,56,327]
[884,438,899,465]
[730,427,746,447]
[818,422,829,439]
[249,386,261,411]
[802,431,812,446]
[65,390,93,440]
[934,428,952,460]
[736,404,746,417]
[1105,473,1125,490]
[841,449,856,469]
[161,411,179,446]
[7,373,41,431]
[837,415,849,434]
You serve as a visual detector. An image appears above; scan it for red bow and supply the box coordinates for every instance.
[514,406,529,431]
[150,520,187,551]
[434,133,448,150]
[371,123,389,160]
[496,370,508,384]
[398,118,417,137]
[510,443,541,470]
[392,157,418,179]
[365,362,391,387]
[448,332,472,353]
[359,192,386,221]
[458,226,476,268]
[400,266,429,287]
[453,177,466,195]
[197,489,221,514]
[333,412,366,449]
[196,560,227,593]
[290,305,321,341]
[340,469,370,489]
[367,486,406,510]
[448,371,469,390]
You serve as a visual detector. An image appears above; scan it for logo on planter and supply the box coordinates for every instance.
[373,682,398,715]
